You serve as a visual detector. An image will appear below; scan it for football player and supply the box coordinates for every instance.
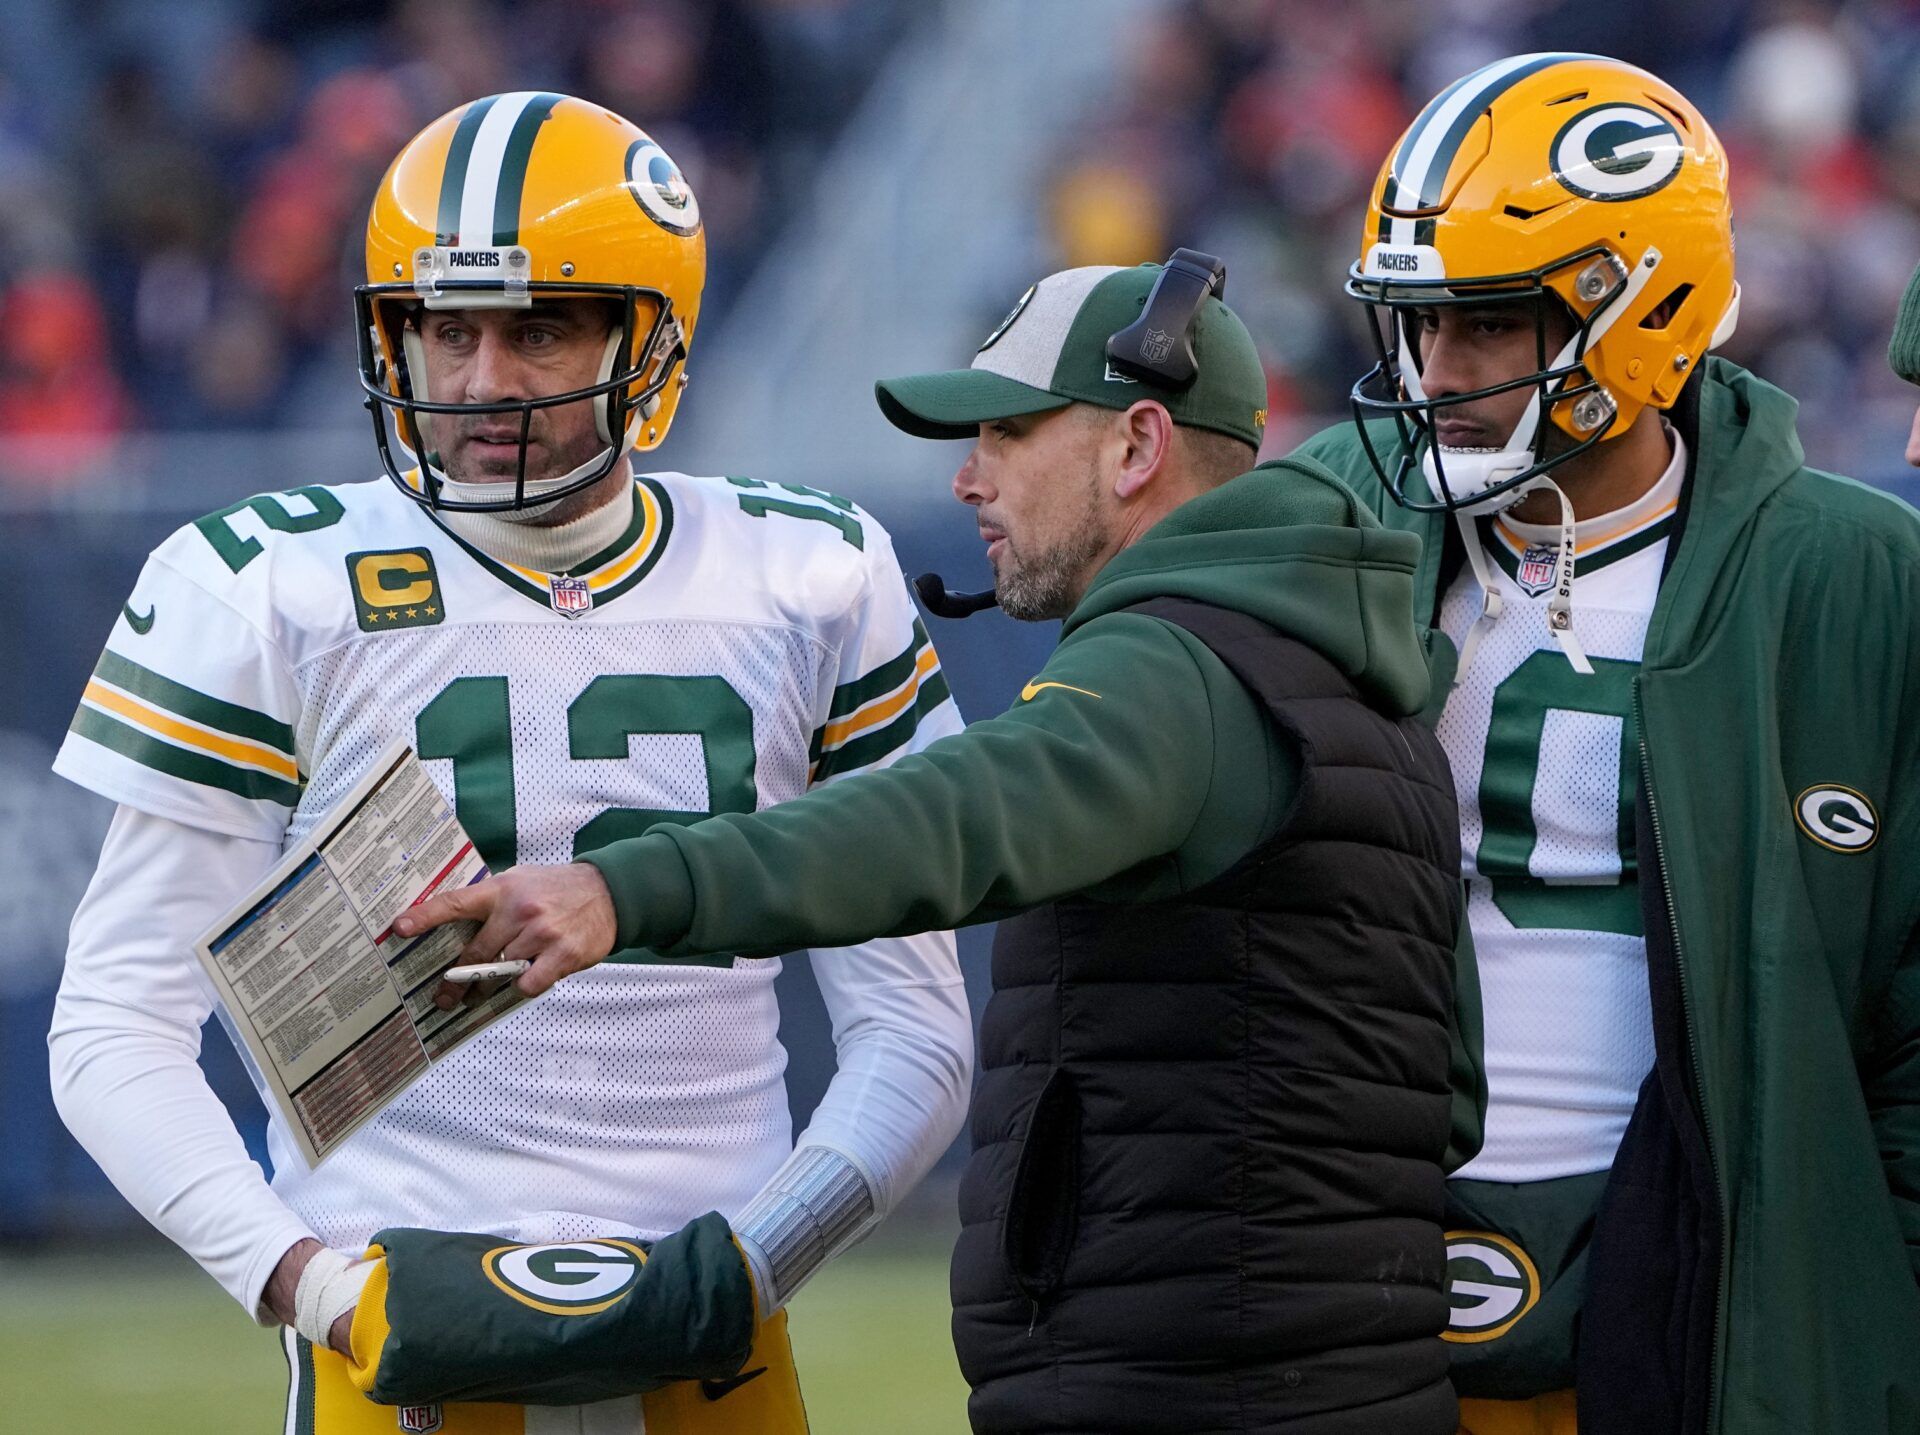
[47,92,971,1433]
[1288,53,1920,1435]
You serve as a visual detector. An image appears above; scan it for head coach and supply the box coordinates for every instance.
[394,255,1474,1433]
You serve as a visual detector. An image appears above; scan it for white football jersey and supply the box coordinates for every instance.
[1442,437,1684,1183]
[54,471,963,1249]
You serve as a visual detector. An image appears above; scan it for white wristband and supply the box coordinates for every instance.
[293,1246,374,1350]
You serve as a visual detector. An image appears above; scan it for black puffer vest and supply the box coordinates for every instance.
[951,598,1463,1435]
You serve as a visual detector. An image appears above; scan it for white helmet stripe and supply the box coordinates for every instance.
[456,91,546,250]
[1387,52,1592,246]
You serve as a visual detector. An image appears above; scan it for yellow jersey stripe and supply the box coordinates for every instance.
[1494,496,1679,560]
[586,484,663,590]
[819,647,940,750]
[82,681,301,781]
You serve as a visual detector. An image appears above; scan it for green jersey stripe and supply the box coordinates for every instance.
[586,481,677,605]
[490,92,564,246]
[431,522,552,604]
[71,705,303,806]
[567,482,651,575]
[812,668,951,782]
[436,95,499,245]
[92,649,295,752]
[429,479,676,612]
[826,619,933,723]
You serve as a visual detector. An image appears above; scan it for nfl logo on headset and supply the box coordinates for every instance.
[1517,544,1558,596]
[549,575,592,618]
[397,1405,443,1433]
[1139,328,1175,365]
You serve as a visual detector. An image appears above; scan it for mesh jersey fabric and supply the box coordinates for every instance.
[1440,488,1673,1183]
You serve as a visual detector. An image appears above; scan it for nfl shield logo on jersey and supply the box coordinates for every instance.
[1517,544,1558,596]
[397,1405,443,1433]
[549,575,592,618]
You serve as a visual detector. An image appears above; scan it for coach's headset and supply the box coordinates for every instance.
[916,248,1230,619]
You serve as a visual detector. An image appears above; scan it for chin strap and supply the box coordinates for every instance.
[1453,512,1504,684]
[1454,474,1593,686]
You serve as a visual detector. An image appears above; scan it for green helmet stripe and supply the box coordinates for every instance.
[436,95,499,246]
[490,92,566,246]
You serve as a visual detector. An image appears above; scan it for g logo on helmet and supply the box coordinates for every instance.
[481,1239,646,1315]
[625,139,701,236]
[1795,784,1879,853]
[1551,103,1685,203]
[1442,1230,1540,1344]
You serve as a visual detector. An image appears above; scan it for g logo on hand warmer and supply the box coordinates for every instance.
[1442,1230,1541,1343]
[481,1239,647,1315]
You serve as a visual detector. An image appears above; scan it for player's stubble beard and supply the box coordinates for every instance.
[442,398,629,528]
[992,459,1108,623]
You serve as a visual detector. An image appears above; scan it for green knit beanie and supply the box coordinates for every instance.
[1891,260,1920,385]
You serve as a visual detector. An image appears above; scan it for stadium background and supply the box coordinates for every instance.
[2,0,1917,1428]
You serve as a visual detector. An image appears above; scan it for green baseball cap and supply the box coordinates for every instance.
[875,262,1269,447]
[1891,259,1920,386]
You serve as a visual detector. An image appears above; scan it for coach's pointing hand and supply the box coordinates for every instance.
[396,862,619,1003]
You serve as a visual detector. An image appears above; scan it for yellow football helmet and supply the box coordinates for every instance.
[1345,53,1739,513]
[356,91,706,511]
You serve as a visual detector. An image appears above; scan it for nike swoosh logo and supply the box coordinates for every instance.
[123,603,155,635]
[1020,680,1101,702]
[701,1366,768,1402]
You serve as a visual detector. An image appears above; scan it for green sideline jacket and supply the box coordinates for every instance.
[586,460,1413,927]
[1294,358,1920,1434]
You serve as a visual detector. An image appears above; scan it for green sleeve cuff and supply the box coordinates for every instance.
[579,834,698,952]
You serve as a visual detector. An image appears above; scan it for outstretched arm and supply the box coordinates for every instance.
[401,613,1226,994]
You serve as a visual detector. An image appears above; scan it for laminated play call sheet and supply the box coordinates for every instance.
[196,743,520,1164]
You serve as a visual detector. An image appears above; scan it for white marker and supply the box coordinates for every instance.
[442,959,531,983]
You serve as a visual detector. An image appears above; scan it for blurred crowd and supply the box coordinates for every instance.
[5,0,1919,488]
[0,0,907,481]
[1043,0,1920,474]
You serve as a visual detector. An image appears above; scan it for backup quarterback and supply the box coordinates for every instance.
[48,93,970,1431]
[1297,54,1920,1435]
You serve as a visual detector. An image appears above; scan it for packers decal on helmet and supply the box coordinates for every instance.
[625,137,701,236]
[1550,104,1685,202]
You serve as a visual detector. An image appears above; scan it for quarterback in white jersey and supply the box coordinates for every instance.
[49,92,969,1433]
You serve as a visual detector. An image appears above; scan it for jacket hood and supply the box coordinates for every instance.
[1065,456,1433,715]
[1642,357,1807,666]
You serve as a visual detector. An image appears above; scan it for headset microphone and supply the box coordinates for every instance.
[913,572,999,619]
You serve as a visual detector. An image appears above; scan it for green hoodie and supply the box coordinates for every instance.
[583,458,1433,954]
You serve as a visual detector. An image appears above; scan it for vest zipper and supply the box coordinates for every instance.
[1637,698,1724,1434]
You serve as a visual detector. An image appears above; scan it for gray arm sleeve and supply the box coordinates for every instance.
[731,1143,876,1312]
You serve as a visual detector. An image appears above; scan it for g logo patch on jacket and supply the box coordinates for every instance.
[1795,785,1878,853]
[1442,1230,1541,1343]
[480,1239,648,1315]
